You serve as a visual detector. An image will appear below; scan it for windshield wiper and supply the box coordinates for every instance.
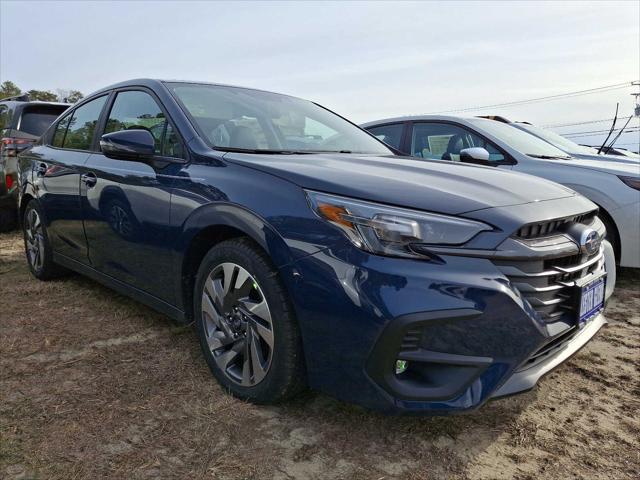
[214,146,313,155]
[527,154,572,160]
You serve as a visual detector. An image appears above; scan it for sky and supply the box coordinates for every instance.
[1,0,639,150]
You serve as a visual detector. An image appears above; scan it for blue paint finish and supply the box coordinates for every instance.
[16,79,600,414]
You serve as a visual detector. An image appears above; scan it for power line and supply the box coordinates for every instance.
[428,81,637,114]
[543,117,620,128]
[564,127,639,139]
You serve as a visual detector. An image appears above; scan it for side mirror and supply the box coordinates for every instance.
[100,129,155,161]
[459,147,491,164]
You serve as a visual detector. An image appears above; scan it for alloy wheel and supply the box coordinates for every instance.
[201,262,274,386]
[25,208,45,272]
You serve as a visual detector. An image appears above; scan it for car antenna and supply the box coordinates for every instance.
[597,103,618,154]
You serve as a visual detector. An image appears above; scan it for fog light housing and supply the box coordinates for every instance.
[395,359,408,375]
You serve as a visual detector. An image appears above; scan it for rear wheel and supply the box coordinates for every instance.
[22,200,65,280]
[194,238,305,403]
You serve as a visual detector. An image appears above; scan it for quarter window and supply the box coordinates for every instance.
[104,90,182,158]
[367,123,404,149]
[61,95,108,151]
[410,122,505,162]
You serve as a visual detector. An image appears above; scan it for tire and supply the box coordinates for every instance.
[0,207,17,232]
[194,238,305,403]
[597,214,619,264]
[22,200,66,280]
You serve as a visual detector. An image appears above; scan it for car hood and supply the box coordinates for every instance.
[223,152,577,215]
[549,155,640,176]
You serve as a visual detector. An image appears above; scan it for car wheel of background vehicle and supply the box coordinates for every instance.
[597,214,619,264]
[22,200,66,280]
[194,238,305,403]
[0,207,17,232]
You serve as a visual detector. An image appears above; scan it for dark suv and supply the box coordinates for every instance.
[17,79,614,414]
[0,95,69,230]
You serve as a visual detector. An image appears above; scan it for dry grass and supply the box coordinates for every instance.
[1,231,638,479]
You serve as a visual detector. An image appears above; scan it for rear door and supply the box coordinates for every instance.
[81,88,185,303]
[32,95,109,263]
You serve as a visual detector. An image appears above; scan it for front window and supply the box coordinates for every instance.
[167,83,391,155]
[410,122,506,162]
[468,118,570,159]
[104,90,183,158]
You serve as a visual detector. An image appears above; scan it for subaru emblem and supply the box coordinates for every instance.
[580,229,600,255]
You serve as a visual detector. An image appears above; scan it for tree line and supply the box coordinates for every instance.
[0,80,84,103]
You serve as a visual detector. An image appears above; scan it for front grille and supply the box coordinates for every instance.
[516,211,596,239]
[494,247,605,324]
[517,325,578,370]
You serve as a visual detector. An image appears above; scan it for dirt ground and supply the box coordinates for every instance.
[1,230,638,480]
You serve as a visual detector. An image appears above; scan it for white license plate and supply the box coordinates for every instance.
[578,275,606,326]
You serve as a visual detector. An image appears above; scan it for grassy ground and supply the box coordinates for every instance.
[1,231,638,479]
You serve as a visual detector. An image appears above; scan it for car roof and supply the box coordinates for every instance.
[0,100,70,108]
[360,115,482,128]
[88,78,302,100]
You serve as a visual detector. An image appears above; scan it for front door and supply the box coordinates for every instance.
[81,89,185,303]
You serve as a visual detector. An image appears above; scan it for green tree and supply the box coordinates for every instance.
[27,89,58,102]
[66,90,84,103]
[0,80,22,99]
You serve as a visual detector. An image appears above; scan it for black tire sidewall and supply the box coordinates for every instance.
[0,207,17,232]
[193,239,303,403]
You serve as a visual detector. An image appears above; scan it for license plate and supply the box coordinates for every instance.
[578,275,606,326]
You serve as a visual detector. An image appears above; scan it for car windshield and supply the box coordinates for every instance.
[167,83,391,155]
[515,123,599,155]
[469,118,571,159]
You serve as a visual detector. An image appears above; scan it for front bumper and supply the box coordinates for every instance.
[281,243,609,414]
[491,312,606,398]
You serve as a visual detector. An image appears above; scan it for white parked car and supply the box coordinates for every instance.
[362,115,640,268]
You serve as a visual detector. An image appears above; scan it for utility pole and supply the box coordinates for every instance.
[632,81,640,117]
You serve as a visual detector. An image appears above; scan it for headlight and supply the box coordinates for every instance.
[306,190,491,258]
[618,175,640,191]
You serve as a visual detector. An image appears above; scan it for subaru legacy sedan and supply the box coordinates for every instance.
[363,115,640,269]
[17,79,614,414]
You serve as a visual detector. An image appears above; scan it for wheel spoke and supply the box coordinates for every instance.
[242,332,252,385]
[216,348,239,372]
[250,328,268,384]
[251,319,273,348]
[222,263,236,296]
[241,298,271,322]
[205,277,225,312]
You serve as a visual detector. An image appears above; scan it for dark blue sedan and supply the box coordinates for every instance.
[17,79,614,414]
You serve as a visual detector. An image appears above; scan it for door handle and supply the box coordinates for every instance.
[81,172,97,188]
[36,163,47,177]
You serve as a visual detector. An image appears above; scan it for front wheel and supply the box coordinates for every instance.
[22,200,65,280]
[194,238,305,403]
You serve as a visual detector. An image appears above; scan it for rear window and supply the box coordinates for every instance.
[18,105,69,137]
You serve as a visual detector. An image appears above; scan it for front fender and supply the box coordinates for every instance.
[177,201,297,268]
